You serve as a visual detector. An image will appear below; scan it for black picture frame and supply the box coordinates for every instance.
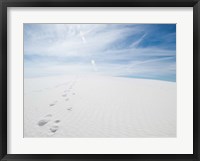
[0,0,199,160]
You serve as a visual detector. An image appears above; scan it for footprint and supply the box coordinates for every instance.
[54,120,60,123]
[62,94,67,97]
[67,107,72,111]
[38,119,48,126]
[47,119,61,136]
[50,125,59,133]
[37,114,52,126]
[65,98,69,101]
[72,92,75,95]
[49,101,57,106]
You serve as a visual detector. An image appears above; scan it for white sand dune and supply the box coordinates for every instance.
[24,75,176,138]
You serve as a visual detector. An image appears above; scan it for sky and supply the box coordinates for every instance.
[24,24,176,82]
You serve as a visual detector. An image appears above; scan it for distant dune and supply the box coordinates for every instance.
[24,75,176,138]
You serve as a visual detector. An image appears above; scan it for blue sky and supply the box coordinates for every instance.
[24,24,176,82]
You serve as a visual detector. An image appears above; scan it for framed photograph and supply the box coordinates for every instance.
[0,0,199,160]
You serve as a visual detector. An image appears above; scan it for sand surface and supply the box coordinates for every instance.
[24,75,176,138]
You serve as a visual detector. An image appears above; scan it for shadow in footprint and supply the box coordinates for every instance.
[54,120,60,123]
[50,125,59,133]
[38,114,52,126]
[62,94,67,97]
[48,120,61,136]
[67,107,72,111]
[38,120,48,126]
[49,101,57,106]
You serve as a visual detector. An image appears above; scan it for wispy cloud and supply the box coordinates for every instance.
[24,24,176,82]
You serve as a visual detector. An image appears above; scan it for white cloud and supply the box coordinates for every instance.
[24,24,176,81]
